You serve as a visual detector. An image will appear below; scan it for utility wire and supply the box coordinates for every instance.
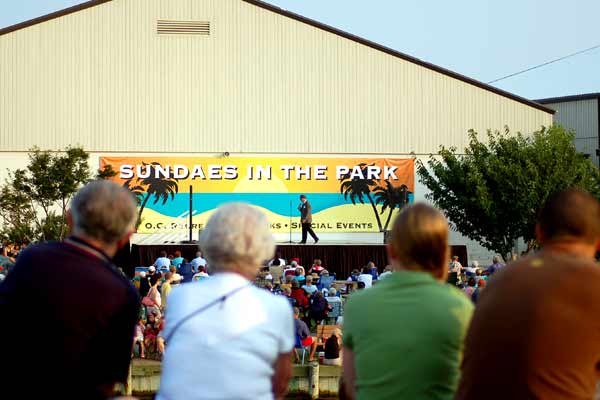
[487,43,600,84]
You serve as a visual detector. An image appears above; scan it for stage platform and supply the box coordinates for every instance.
[125,241,467,279]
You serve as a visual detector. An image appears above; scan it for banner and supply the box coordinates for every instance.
[100,157,414,234]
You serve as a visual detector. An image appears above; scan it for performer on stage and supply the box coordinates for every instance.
[298,194,319,244]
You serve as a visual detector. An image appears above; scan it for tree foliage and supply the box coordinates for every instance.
[0,147,116,245]
[417,126,600,257]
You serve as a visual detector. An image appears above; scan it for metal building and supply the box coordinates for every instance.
[536,93,600,166]
[0,0,555,264]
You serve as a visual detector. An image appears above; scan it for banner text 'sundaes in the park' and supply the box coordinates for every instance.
[119,164,400,181]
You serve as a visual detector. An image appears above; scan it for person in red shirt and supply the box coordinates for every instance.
[291,279,309,309]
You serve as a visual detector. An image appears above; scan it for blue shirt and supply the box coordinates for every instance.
[172,257,184,267]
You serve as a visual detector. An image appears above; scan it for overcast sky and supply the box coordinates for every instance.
[2,0,599,100]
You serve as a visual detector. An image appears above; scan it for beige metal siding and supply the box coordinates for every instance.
[0,0,552,154]
[545,99,599,164]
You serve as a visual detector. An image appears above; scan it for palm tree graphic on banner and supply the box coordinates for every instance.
[122,162,179,223]
[374,181,410,231]
[339,163,412,232]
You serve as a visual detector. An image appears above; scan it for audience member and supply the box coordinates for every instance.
[465,261,478,277]
[169,265,182,283]
[139,270,151,297]
[367,261,378,280]
[308,259,324,275]
[0,180,139,399]
[318,269,335,289]
[346,269,360,282]
[293,307,317,362]
[343,203,473,400]
[324,328,343,366]
[161,272,174,310]
[133,317,146,359]
[357,267,373,288]
[268,252,286,267]
[154,251,171,269]
[463,277,476,299]
[158,203,293,400]
[309,291,329,326]
[378,265,393,280]
[325,288,342,323]
[449,255,463,273]
[291,279,309,309]
[486,255,504,276]
[302,275,318,296]
[456,189,600,400]
[178,262,194,283]
[190,250,207,271]
[471,279,485,304]
[171,250,184,267]
[192,265,210,282]
[294,267,306,284]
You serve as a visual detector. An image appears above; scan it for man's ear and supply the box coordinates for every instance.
[116,230,134,250]
[535,223,545,245]
[386,244,397,262]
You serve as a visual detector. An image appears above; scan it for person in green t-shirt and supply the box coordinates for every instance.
[343,203,474,400]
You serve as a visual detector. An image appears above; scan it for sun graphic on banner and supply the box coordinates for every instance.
[233,174,289,193]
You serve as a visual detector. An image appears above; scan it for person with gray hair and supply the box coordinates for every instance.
[0,180,140,399]
[158,203,294,400]
[486,255,505,276]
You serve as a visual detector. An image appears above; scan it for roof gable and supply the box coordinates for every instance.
[0,0,553,114]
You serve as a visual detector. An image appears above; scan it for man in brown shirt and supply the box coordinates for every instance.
[456,188,600,400]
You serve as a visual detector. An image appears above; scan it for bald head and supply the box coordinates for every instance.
[70,180,137,245]
[538,188,600,244]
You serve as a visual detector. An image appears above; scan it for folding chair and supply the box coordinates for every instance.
[294,335,310,365]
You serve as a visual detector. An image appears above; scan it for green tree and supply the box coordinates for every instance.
[373,181,411,231]
[0,147,113,245]
[339,163,383,231]
[122,162,179,223]
[417,126,600,258]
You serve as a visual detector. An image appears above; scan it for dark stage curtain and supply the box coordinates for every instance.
[132,243,467,279]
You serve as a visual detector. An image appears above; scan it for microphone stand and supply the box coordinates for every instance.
[288,199,293,243]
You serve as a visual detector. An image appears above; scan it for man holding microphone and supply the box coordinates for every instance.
[298,195,319,244]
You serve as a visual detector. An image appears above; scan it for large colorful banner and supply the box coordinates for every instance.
[100,157,414,234]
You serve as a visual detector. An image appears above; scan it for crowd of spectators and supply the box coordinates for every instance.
[3,182,600,400]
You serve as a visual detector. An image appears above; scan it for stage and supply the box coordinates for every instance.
[123,240,467,279]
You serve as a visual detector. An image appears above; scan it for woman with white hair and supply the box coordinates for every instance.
[158,203,294,400]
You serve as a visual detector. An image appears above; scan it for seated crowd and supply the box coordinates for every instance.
[4,182,600,400]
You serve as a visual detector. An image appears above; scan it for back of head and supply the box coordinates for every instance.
[150,274,160,286]
[160,250,167,258]
[290,260,298,268]
[196,251,202,258]
[175,250,181,258]
[361,267,370,274]
[70,180,137,245]
[367,261,375,269]
[199,203,275,275]
[390,203,449,278]
[328,287,337,296]
[538,188,600,244]
[272,258,281,266]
